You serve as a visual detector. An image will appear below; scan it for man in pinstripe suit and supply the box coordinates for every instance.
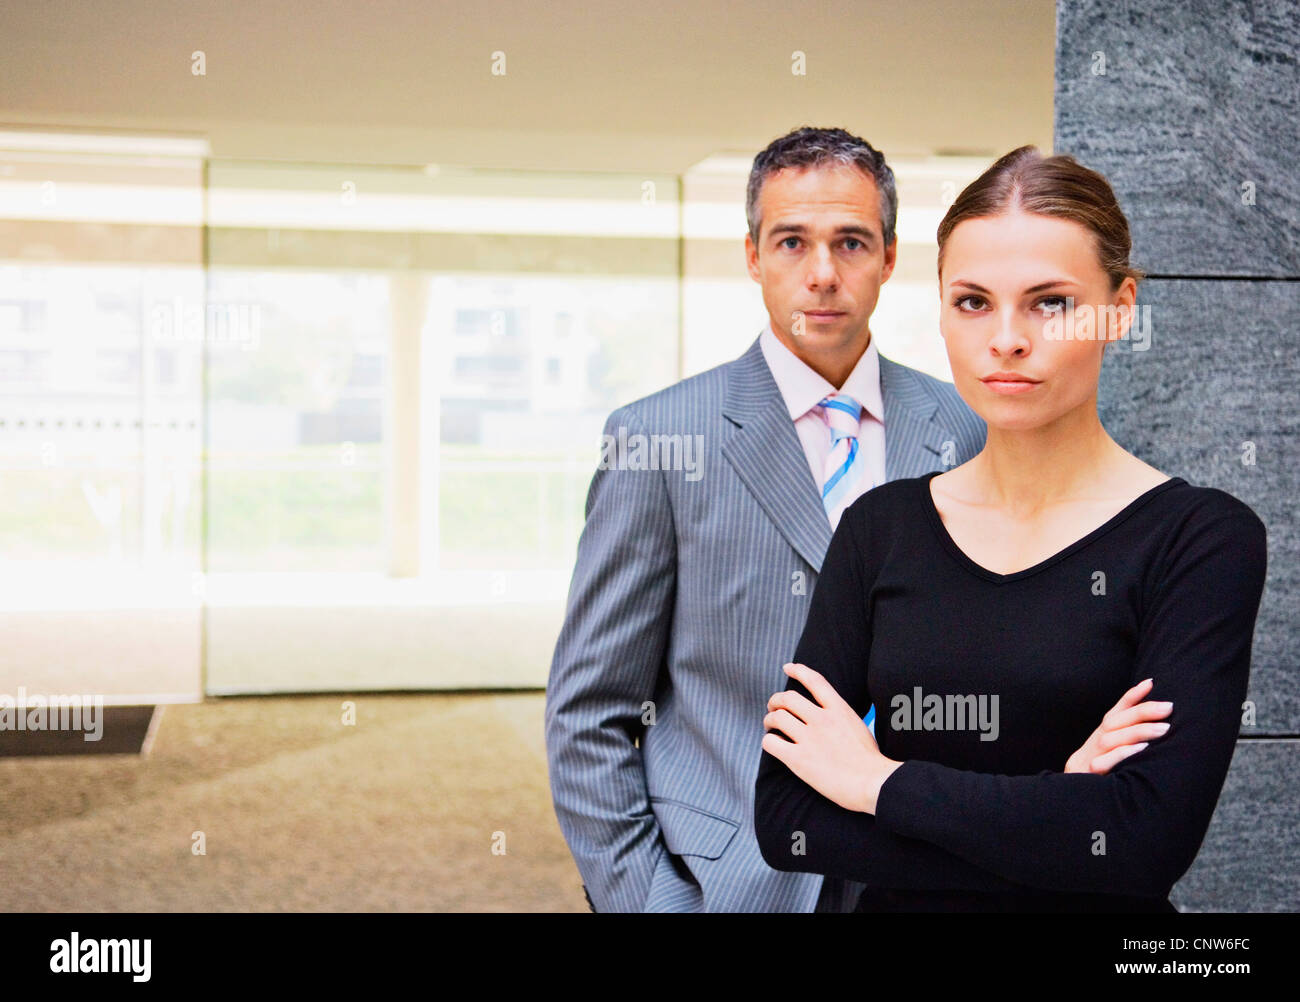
[544,127,986,911]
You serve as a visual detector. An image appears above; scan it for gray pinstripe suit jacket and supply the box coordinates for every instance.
[544,333,986,912]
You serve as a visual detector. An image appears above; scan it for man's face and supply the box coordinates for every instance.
[745,164,897,368]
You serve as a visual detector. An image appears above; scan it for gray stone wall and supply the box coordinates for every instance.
[1057,0,1298,910]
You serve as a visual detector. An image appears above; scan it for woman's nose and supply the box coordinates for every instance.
[990,308,1031,355]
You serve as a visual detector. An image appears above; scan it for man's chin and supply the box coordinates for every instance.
[793,324,869,349]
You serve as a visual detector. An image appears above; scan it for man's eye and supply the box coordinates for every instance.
[780,237,800,250]
[844,238,862,251]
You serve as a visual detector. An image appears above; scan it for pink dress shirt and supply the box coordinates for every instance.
[758,323,886,531]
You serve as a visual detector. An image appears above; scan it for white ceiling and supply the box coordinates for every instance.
[0,0,1056,172]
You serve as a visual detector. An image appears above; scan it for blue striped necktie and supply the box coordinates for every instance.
[818,392,864,525]
[816,391,877,736]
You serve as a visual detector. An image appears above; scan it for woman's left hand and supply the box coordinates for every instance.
[761,662,902,815]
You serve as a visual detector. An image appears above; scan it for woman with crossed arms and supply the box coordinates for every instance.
[754,145,1268,912]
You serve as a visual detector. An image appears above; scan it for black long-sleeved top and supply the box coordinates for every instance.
[754,471,1268,912]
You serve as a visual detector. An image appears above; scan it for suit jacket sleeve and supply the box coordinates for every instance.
[544,404,677,912]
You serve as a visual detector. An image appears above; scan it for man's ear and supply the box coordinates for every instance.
[880,237,898,283]
[745,232,762,283]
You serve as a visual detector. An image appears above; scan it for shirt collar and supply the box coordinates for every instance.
[759,322,884,423]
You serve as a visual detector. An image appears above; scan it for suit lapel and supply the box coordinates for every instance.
[720,337,953,573]
[721,337,832,572]
[879,354,951,480]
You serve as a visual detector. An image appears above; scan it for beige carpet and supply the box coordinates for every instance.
[0,692,587,912]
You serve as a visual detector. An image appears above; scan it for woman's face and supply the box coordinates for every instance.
[938,208,1136,432]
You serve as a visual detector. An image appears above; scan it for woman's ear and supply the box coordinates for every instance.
[1108,276,1139,343]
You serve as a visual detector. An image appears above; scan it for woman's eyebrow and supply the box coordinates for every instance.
[948,279,1080,293]
[1022,279,1079,292]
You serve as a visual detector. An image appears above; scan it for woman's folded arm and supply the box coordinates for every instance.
[871,510,1266,897]
[755,500,1267,899]
[755,504,1027,892]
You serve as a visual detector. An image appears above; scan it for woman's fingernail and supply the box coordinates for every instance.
[1153,722,1170,733]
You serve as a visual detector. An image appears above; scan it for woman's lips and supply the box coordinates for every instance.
[981,378,1041,395]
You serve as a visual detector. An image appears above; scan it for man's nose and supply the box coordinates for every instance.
[806,245,838,288]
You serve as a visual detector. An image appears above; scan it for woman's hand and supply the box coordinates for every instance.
[1064,677,1173,774]
[761,662,901,815]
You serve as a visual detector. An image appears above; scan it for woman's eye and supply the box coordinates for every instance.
[1039,296,1068,314]
[954,295,986,311]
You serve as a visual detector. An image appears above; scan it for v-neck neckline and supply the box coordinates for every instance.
[921,469,1185,584]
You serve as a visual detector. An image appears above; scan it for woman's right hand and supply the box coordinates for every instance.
[1064,677,1173,774]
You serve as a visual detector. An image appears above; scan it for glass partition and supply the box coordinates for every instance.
[202,160,680,692]
[0,134,206,705]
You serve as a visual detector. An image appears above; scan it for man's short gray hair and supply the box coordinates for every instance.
[746,126,897,248]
